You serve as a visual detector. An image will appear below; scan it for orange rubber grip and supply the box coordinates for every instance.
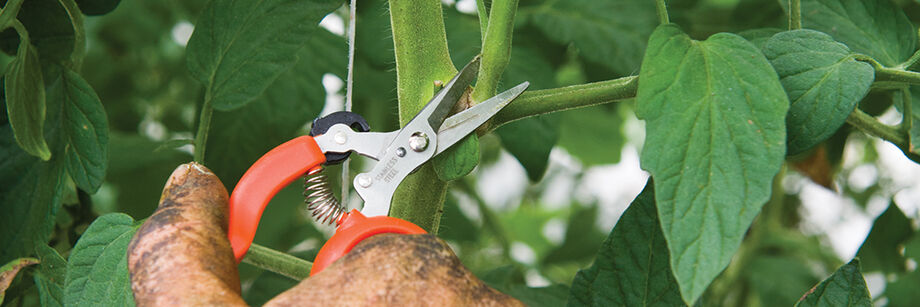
[310,209,426,276]
[228,135,327,261]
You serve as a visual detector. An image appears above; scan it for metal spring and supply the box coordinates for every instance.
[303,167,347,225]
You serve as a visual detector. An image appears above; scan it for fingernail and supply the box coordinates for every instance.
[166,163,191,187]
[188,162,214,176]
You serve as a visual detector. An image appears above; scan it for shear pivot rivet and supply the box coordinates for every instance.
[408,132,429,152]
[334,131,347,145]
[357,174,372,188]
[396,147,406,157]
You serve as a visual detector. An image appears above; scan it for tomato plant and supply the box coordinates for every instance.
[3,0,920,305]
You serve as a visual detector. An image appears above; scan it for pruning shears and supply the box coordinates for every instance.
[226,57,529,276]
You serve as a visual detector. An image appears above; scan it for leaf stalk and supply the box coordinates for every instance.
[655,0,670,25]
[193,93,213,163]
[490,75,638,130]
[788,0,801,30]
[846,108,907,148]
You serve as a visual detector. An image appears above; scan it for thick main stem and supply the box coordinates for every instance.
[388,0,457,232]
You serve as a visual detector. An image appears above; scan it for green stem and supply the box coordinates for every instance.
[846,108,907,148]
[875,66,920,85]
[241,243,312,280]
[470,0,518,103]
[193,93,213,163]
[898,49,920,70]
[476,0,489,39]
[57,0,85,70]
[0,0,24,32]
[788,0,801,30]
[901,87,912,134]
[490,75,638,129]
[388,0,457,232]
[655,0,669,25]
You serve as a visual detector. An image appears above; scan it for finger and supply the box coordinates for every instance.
[265,234,522,306]
[127,162,247,306]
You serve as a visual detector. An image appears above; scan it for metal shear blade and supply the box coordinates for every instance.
[317,56,529,217]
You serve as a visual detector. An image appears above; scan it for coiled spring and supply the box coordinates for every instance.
[303,167,347,225]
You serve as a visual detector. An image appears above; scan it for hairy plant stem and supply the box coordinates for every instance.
[788,0,801,30]
[847,108,907,148]
[388,0,458,232]
[655,0,670,25]
[490,75,638,130]
[476,0,489,39]
[875,66,920,85]
[899,49,920,70]
[242,243,312,280]
[193,93,213,163]
[471,0,518,103]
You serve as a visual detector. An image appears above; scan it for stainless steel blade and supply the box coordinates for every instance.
[435,82,530,155]
[409,56,480,134]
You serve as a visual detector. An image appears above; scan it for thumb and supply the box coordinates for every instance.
[127,162,247,306]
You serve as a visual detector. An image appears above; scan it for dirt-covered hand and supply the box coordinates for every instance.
[127,162,522,306]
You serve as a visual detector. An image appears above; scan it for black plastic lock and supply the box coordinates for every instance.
[309,111,371,165]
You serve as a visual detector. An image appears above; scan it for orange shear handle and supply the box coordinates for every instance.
[310,210,426,276]
[228,135,326,261]
[227,134,427,275]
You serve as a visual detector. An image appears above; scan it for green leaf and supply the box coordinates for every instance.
[5,38,49,160]
[746,255,822,307]
[884,235,920,306]
[437,194,479,243]
[557,104,624,166]
[432,134,480,181]
[762,29,874,155]
[789,0,915,66]
[0,0,75,61]
[0,257,38,304]
[568,180,685,307]
[491,41,560,181]
[855,203,913,273]
[74,0,121,15]
[886,269,920,307]
[206,29,342,187]
[737,28,782,49]
[795,259,872,307]
[480,266,570,307]
[542,204,604,265]
[64,213,139,307]
[101,133,189,218]
[186,0,342,111]
[47,68,108,193]
[0,127,65,265]
[33,245,66,307]
[528,0,657,75]
[497,115,559,182]
[635,24,789,304]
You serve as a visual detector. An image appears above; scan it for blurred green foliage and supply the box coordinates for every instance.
[2,0,920,306]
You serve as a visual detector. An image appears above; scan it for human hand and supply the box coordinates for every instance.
[126,162,522,306]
